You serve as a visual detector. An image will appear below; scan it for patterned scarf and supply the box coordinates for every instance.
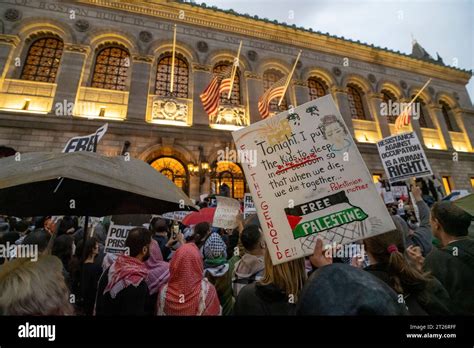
[145,240,170,295]
[103,254,148,299]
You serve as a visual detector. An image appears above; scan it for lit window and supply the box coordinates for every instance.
[150,157,188,193]
[211,161,246,199]
[91,45,130,91]
[440,101,459,132]
[20,37,64,83]
[442,176,452,195]
[470,177,474,189]
[155,53,189,98]
[347,84,367,120]
[308,77,327,100]
[263,69,288,112]
[372,174,382,184]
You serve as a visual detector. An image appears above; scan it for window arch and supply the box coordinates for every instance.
[213,62,241,105]
[347,84,368,120]
[211,161,246,199]
[150,157,188,193]
[411,96,432,128]
[440,100,459,132]
[155,53,189,98]
[20,36,64,83]
[381,90,398,124]
[308,77,327,100]
[263,69,288,112]
[91,45,130,91]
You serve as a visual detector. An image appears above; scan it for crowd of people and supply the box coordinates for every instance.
[0,182,473,316]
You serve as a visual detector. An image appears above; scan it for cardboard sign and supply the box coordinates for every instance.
[243,193,256,219]
[62,124,108,153]
[376,132,432,183]
[213,196,241,229]
[161,211,192,222]
[232,95,395,265]
[392,186,409,200]
[104,224,137,254]
[382,189,395,204]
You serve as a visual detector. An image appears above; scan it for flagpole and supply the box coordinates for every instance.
[396,78,431,130]
[278,50,302,106]
[170,24,177,93]
[227,41,243,99]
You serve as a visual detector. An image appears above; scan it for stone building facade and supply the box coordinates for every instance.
[0,0,473,201]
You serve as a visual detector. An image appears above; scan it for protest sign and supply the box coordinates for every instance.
[232,95,395,265]
[161,210,192,222]
[243,193,256,219]
[213,196,241,229]
[62,124,108,153]
[382,189,395,204]
[392,185,409,200]
[104,224,137,254]
[376,132,432,183]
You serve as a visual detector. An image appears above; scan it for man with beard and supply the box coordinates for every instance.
[95,227,152,315]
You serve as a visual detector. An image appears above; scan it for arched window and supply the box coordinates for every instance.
[213,62,241,105]
[347,84,367,120]
[211,161,246,199]
[411,96,431,128]
[263,69,288,112]
[381,90,398,124]
[440,101,459,132]
[150,157,188,193]
[155,53,189,98]
[308,77,327,100]
[20,36,63,83]
[91,45,130,91]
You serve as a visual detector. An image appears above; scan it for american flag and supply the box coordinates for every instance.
[395,104,412,130]
[200,65,233,118]
[258,76,288,119]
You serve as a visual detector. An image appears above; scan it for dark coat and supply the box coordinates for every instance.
[81,262,102,316]
[234,283,295,315]
[364,263,451,315]
[95,267,151,316]
[424,238,474,315]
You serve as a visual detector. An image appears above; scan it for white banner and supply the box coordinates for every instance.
[161,211,192,222]
[62,123,108,153]
[376,131,432,183]
[213,196,241,229]
[232,95,395,265]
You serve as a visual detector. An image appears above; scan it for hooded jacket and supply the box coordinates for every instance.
[232,253,264,298]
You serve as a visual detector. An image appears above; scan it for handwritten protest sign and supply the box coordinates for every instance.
[243,193,256,219]
[376,132,432,183]
[232,95,395,265]
[62,124,108,153]
[213,196,241,229]
[161,211,192,222]
[104,224,137,254]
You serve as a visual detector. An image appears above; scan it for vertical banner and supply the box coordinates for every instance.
[62,123,108,153]
[232,95,395,265]
[376,131,433,183]
[212,196,241,229]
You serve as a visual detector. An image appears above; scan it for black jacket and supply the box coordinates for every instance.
[424,238,474,315]
[234,283,295,315]
[364,263,451,315]
[81,263,102,316]
[95,267,151,316]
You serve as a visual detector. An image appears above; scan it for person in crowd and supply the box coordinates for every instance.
[203,233,234,315]
[363,229,451,315]
[232,224,265,298]
[144,239,170,315]
[427,178,439,201]
[57,216,76,236]
[424,201,474,315]
[22,228,51,254]
[149,217,171,260]
[234,248,306,315]
[296,263,408,315]
[80,237,102,316]
[192,222,211,252]
[52,234,75,291]
[0,255,74,315]
[12,220,30,245]
[432,175,444,198]
[95,227,152,316]
[157,243,221,316]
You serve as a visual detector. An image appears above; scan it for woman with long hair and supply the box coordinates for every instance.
[144,239,170,314]
[192,222,211,252]
[363,228,451,315]
[234,248,307,315]
[80,237,102,315]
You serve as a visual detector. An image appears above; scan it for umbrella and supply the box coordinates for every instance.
[0,152,196,217]
[182,207,216,226]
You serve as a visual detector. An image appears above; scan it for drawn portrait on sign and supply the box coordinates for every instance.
[320,114,352,152]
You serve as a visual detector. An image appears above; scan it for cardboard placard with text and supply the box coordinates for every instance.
[376,131,433,184]
[232,95,395,265]
[212,196,241,229]
[243,193,256,219]
[104,224,138,254]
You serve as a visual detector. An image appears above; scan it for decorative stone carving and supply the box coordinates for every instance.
[192,63,211,72]
[211,105,247,127]
[4,8,21,22]
[400,80,407,89]
[0,34,20,46]
[368,74,376,83]
[197,41,208,53]
[74,19,90,32]
[332,67,341,76]
[247,50,257,61]
[152,97,189,123]
[139,31,153,43]
[292,79,307,87]
[63,43,90,54]
[244,71,260,79]
[132,54,154,63]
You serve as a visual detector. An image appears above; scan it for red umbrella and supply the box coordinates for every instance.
[182,207,216,226]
